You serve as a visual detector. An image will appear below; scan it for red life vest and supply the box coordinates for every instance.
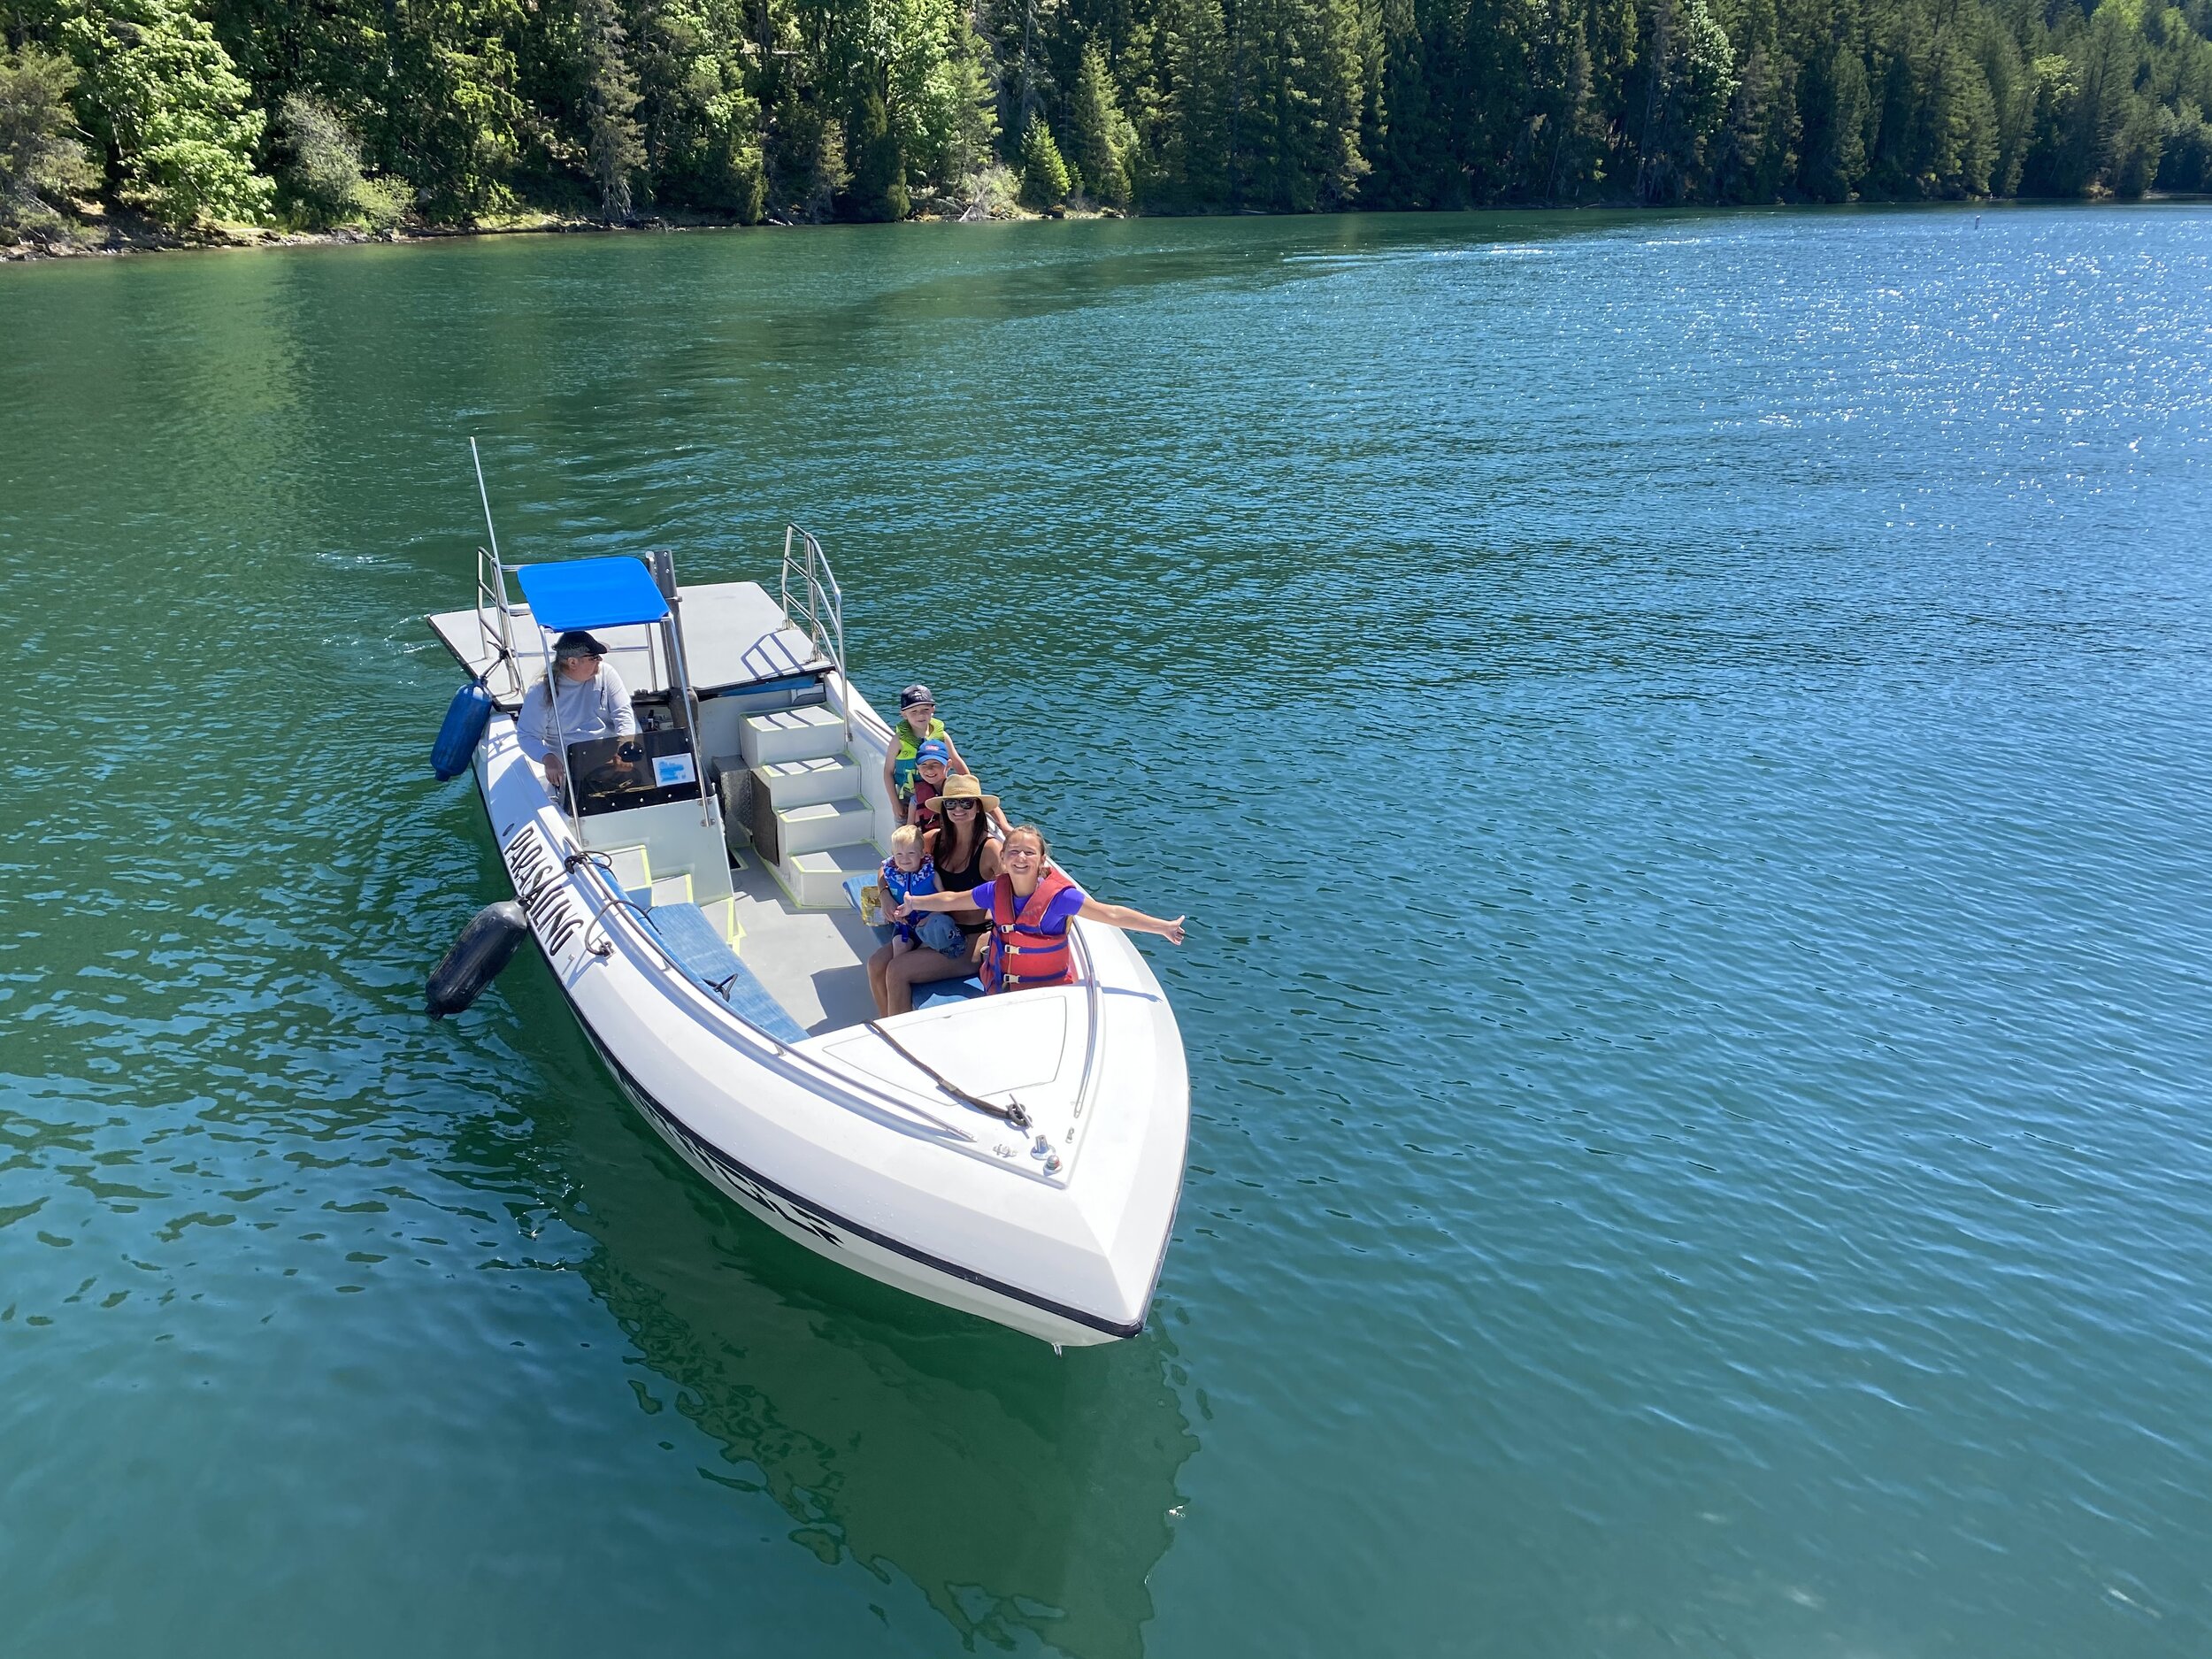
[983,867,1081,994]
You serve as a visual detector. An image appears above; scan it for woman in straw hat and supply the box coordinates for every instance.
[913,771,1013,843]
[871,774,1002,1015]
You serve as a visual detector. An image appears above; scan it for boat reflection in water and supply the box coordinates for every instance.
[472,973,1201,1658]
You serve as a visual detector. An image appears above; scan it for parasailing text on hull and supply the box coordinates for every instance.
[503,823,590,964]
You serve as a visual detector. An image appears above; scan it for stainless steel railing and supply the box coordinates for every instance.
[472,543,525,700]
[780,523,850,743]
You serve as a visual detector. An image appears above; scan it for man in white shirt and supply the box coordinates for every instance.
[518,631,637,795]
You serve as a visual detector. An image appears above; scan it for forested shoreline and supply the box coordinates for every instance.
[4,0,2212,248]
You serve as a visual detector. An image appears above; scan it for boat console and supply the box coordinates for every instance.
[565,729,702,817]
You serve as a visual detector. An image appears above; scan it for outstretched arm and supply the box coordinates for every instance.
[1075,899,1186,945]
[902,887,980,914]
[942,734,973,778]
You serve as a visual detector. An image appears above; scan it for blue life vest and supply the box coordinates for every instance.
[879,856,941,942]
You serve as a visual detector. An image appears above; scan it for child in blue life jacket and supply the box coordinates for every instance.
[908,740,951,825]
[879,826,964,958]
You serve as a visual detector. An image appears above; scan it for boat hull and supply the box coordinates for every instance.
[622,1071,1141,1347]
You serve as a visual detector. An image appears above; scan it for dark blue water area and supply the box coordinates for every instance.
[1,203,2208,1656]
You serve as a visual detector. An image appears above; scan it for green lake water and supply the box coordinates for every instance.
[3,205,2209,1656]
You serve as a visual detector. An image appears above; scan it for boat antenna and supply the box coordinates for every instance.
[470,436,503,565]
[470,438,577,820]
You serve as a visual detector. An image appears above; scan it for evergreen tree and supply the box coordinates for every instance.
[1717,40,1775,198]
[1634,0,1732,201]
[1068,38,1136,202]
[1974,19,2031,196]
[1927,35,1995,196]
[578,0,646,217]
[2156,98,2212,192]
[886,0,996,194]
[2017,50,2083,196]
[1161,0,1228,203]
[845,76,909,217]
[1017,106,1071,200]
[1712,0,1796,203]
[1307,0,1373,206]
[1798,35,1868,200]
[1366,0,1449,207]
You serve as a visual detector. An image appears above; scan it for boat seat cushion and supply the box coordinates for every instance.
[913,974,986,1009]
[648,902,809,1043]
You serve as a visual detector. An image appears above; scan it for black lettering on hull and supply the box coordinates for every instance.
[502,823,588,967]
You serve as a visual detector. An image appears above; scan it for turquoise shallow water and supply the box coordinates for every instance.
[3,204,2210,1656]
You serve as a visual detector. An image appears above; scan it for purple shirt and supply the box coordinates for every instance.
[967,878,1087,933]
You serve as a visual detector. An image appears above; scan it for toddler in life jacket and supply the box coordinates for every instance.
[879,826,964,958]
[908,740,951,826]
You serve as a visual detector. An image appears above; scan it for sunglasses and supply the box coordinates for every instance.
[943,799,978,811]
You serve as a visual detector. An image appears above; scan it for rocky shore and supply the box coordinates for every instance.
[0,197,1101,264]
[0,211,682,264]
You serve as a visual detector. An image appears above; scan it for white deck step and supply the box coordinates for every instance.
[605,844,653,906]
[741,704,847,767]
[649,873,693,909]
[755,754,861,810]
[775,796,874,857]
[783,841,882,910]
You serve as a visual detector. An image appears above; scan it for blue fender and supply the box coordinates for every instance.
[431,679,494,780]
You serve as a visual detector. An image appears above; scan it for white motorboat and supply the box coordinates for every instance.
[424,524,1188,1346]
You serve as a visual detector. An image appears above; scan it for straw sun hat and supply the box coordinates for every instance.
[926,773,999,815]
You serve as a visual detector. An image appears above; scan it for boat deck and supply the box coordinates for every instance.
[727,856,881,1035]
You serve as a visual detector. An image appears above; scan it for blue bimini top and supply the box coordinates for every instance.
[514,557,671,634]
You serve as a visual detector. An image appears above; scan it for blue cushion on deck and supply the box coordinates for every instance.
[648,902,808,1043]
[913,974,986,1009]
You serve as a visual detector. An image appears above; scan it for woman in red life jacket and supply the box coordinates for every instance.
[903,826,1185,995]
